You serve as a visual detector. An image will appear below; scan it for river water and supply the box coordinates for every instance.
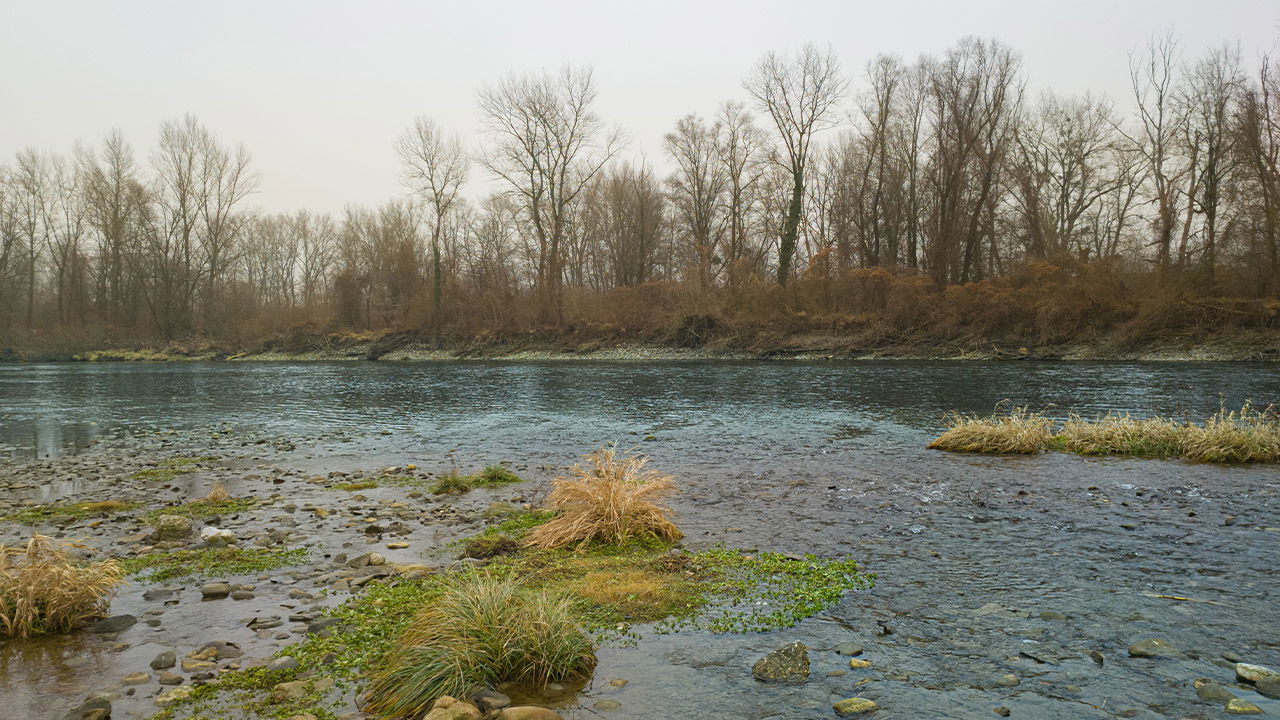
[1,361,1278,719]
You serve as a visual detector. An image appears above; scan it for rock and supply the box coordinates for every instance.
[200,526,235,546]
[995,674,1020,688]
[995,707,1011,717]
[608,678,628,688]
[157,672,183,685]
[423,696,483,720]
[285,716,317,720]
[308,617,342,633]
[122,671,149,685]
[1039,610,1068,621]
[473,690,511,712]
[199,582,232,599]
[270,677,334,702]
[181,657,215,673]
[230,590,255,600]
[848,658,872,669]
[390,563,432,579]
[1226,698,1264,715]
[61,695,111,720]
[751,641,810,683]
[834,642,864,656]
[155,686,195,707]
[150,515,193,541]
[1127,638,1179,658]
[1193,679,1236,703]
[833,697,879,716]
[198,641,243,659]
[495,708,563,720]
[1256,676,1280,699]
[592,700,622,711]
[1236,662,1280,684]
[87,615,137,634]
[150,651,176,670]
[267,656,299,671]
[142,588,176,602]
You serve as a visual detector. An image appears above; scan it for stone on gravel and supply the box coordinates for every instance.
[150,515,193,541]
[157,672,183,685]
[61,695,111,720]
[752,641,810,683]
[150,651,176,670]
[995,674,1020,687]
[834,642,864,656]
[833,697,879,716]
[155,686,194,707]
[267,656,299,671]
[848,658,872,669]
[1194,679,1236,704]
[122,671,149,685]
[200,526,235,546]
[592,699,622,711]
[199,582,231,599]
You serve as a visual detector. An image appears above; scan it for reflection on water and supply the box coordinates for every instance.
[1,361,1277,460]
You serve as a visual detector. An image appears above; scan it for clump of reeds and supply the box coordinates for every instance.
[1181,403,1280,463]
[362,574,595,719]
[205,480,231,503]
[0,535,123,638]
[1056,413,1186,457]
[525,446,683,550]
[927,408,1054,454]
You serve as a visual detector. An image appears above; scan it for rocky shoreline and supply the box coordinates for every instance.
[3,416,1279,719]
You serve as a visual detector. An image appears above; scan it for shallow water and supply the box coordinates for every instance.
[2,361,1279,719]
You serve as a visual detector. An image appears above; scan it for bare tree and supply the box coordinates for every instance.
[716,101,773,290]
[478,66,620,322]
[664,113,726,299]
[744,43,848,285]
[397,117,468,334]
[1182,44,1244,286]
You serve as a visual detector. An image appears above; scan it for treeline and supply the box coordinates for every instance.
[1,34,1279,353]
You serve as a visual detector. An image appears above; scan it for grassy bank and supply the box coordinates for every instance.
[930,404,1280,463]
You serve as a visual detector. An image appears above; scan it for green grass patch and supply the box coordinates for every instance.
[2,500,139,525]
[143,498,257,521]
[333,479,379,491]
[119,547,308,583]
[129,456,219,482]
[428,472,473,495]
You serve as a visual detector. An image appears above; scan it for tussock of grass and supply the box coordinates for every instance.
[1182,403,1280,463]
[428,464,523,495]
[3,500,139,525]
[1056,413,1184,457]
[0,535,123,638]
[205,480,231,503]
[362,573,595,719]
[120,547,307,582]
[526,446,682,550]
[476,464,521,485]
[429,472,474,495]
[928,408,1054,454]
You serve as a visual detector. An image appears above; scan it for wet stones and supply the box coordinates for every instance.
[150,650,176,670]
[1127,638,1180,658]
[267,655,299,671]
[1236,662,1280,684]
[832,697,878,716]
[149,515,193,542]
[199,582,232,599]
[155,685,195,707]
[495,708,564,720]
[473,690,511,712]
[1194,679,1236,704]
[61,695,112,720]
[995,674,1020,687]
[834,641,864,656]
[1225,698,1264,715]
[752,641,810,683]
[122,671,149,685]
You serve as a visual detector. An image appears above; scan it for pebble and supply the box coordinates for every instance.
[122,672,149,685]
[150,651,176,670]
[834,641,864,656]
[995,674,1019,687]
[1127,638,1179,658]
[1236,662,1280,683]
[833,697,878,716]
[592,700,622,711]
[200,582,232,599]
[848,658,872,669]
[1226,698,1263,715]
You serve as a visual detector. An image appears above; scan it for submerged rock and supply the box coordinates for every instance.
[752,641,810,683]
[833,697,879,716]
[87,615,136,634]
[1193,679,1235,703]
[1225,698,1264,715]
[1236,662,1280,684]
[1127,638,1179,658]
[150,651,176,670]
[61,695,111,720]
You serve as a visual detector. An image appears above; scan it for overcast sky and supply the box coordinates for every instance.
[2,0,1277,213]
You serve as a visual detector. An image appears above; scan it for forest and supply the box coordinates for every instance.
[2,34,1279,358]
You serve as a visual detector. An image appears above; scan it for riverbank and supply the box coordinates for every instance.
[5,324,1280,362]
[3,412,1278,719]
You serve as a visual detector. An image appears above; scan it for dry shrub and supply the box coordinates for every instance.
[0,535,123,638]
[1058,413,1185,457]
[362,574,595,719]
[1182,403,1280,463]
[205,480,231,503]
[928,407,1054,454]
[525,446,683,550]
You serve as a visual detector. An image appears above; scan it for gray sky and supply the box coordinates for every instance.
[2,0,1277,213]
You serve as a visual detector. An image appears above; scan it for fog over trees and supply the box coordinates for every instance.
[2,34,1278,349]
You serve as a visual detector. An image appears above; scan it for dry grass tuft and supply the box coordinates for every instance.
[1057,413,1185,457]
[0,535,123,638]
[928,408,1054,454]
[1182,403,1280,463]
[362,573,595,719]
[525,446,683,550]
[205,481,231,503]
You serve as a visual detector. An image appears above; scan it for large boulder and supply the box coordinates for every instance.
[149,515,193,541]
[751,641,810,683]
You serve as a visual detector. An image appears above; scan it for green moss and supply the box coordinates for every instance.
[3,500,139,525]
[333,479,378,491]
[143,498,257,521]
[129,456,219,482]
[474,465,521,486]
[120,547,308,582]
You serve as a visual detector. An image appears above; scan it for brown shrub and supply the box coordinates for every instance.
[0,535,123,638]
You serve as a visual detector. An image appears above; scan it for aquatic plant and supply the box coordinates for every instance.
[120,547,308,582]
[526,445,682,549]
[3,500,139,525]
[0,534,123,638]
[142,497,256,521]
[927,407,1054,454]
[361,573,595,719]
[129,456,219,482]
